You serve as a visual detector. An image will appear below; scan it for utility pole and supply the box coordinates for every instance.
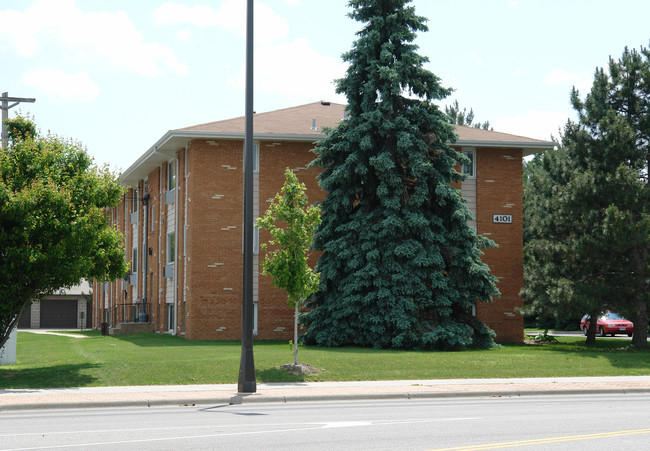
[238,0,256,394]
[1,92,36,148]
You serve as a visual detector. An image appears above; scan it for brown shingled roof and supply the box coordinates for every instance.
[181,101,345,136]
[180,100,553,146]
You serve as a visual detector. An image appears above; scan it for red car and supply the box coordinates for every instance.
[580,312,634,337]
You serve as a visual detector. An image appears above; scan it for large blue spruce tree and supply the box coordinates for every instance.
[302,0,499,350]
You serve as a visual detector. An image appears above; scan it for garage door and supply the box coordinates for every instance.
[18,303,32,328]
[40,299,78,328]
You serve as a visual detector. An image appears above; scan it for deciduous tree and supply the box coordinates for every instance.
[256,169,321,365]
[0,116,127,350]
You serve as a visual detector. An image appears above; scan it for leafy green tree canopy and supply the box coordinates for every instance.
[256,168,321,365]
[302,0,499,350]
[0,116,128,349]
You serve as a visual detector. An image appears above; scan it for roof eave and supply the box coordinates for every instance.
[120,130,327,186]
[121,131,557,186]
[455,139,557,156]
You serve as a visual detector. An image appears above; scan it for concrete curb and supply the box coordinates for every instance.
[2,385,650,412]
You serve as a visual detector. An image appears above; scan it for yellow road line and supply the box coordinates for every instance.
[430,428,650,450]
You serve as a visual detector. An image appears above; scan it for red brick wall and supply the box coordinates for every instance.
[182,139,325,340]
[93,138,526,344]
[184,139,245,340]
[476,148,524,343]
[257,141,325,339]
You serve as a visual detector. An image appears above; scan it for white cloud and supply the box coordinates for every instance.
[21,68,100,102]
[285,0,301,5]
[228,38,347,103]
[493,109,570,142]
[154,0,289,45]
[509,1,519,7]
[0,0,187,77]
[471,53,486,67]
[543,69,593,93]
[176,29,193,42]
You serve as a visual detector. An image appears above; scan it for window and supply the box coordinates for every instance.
[243,142,259,173]
[132,248,138,273]
[168,161,176,191]
[461,149,475,179]
[151,204,155,231]
[167,304,174,332]
[132,189,139,213]
[167,232,175,264]
[253,301,258,336]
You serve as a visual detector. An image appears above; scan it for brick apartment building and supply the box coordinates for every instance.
[92,101,554,342]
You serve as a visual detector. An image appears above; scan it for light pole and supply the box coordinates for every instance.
[238,0,256,394]
[1,92,35,148]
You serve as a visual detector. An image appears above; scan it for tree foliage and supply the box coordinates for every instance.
[522,44,650,347]
[0,116,128,349]
[256,169,321,365]
[445,100,492,130]
[301,0,499,350]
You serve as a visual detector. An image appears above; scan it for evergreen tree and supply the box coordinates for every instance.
[522,45,650,347]
[522,147,613,344]
[302,0,499,350]
[445,100,492,130]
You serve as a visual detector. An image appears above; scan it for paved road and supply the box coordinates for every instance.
[2,394,650,450]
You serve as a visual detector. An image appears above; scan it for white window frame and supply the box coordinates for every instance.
[461,148,476,179]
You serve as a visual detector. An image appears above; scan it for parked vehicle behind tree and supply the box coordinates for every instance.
[580,312,634,337]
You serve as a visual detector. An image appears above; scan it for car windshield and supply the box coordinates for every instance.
[604,312,625,320]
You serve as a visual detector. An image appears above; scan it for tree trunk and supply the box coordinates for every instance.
[294,302,299,365]
[631,296,648,348]
[585,309,599,346]
[0,308,23,351]
[630,242,648,349]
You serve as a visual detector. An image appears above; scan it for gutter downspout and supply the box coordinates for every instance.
[183,145,189,335]
[140,193,151,322]
[173,156,179,335]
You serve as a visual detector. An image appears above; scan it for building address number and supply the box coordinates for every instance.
[493,214,513,224]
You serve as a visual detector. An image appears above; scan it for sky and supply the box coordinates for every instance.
[1,0,649,172]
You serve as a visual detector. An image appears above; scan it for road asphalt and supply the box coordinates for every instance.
[2,376,650,411]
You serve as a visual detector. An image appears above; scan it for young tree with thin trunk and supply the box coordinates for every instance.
[256,169,321,365]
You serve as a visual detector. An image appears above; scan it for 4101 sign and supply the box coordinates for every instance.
[493,214,513,224]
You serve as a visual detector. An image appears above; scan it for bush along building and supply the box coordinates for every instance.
[91,101,554,342]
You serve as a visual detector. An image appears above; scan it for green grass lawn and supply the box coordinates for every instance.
[1,331,649,389]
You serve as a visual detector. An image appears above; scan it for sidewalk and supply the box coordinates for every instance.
[2,376,650,411]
